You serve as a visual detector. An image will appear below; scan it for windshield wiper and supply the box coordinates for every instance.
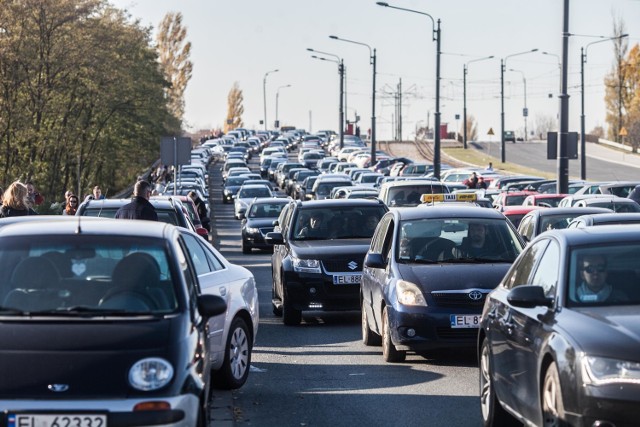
[445,257,505,263]
[0,307,27,315]
[411,258,439,264]
[29,306,158,316]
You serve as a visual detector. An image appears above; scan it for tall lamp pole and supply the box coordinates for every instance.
[377,1,441,179]
[275,84,291,128]
[329,35,377,165]
[263,69,279,131]
[580,34,628,180]
[463,56,493,149]
[509,69,528,141]
[308,48,345,149]
[501,49,538,163]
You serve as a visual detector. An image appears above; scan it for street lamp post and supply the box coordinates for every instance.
[308,48,345,149]
[580,34,628,180]
[329,35,377,165]
[263,69,279,131]
[275,84,291,128]
[463,56,493,149]
[500,49,538,163]
[509,68,528,142]
[376,2,442,179]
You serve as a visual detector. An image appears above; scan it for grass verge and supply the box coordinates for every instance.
[443,147,556,179]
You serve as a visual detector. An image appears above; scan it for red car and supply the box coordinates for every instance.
[492,190,537,211]
[501,206,542,228]
[522,193,568,208]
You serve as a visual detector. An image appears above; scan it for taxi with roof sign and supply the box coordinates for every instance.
[420,193,493,208]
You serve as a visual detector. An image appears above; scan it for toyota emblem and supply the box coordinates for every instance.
[468,290,483,301]
[48,384,69,392]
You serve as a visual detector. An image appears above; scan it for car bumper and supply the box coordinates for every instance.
[386,305,481,351]
[283,271,360,311]
[563,384,640,427]
[1,394,198,427]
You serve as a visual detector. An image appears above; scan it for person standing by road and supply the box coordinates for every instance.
[25,181,45,207]
[63,194,79,216]
[115,180,158,221]
[188,190,210,231]
[0,181,38,217]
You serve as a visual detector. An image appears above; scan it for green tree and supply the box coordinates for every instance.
[157,11,192,131]
[225,82,244,132]
[0,0,173,204]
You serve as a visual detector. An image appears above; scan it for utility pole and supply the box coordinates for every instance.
[557,0,570,194]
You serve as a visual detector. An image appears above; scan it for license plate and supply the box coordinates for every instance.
[8,414,107,427]
[450,314,481,328]
[333,274,361,284]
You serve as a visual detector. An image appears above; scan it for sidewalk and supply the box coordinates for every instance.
[587,141,640,169]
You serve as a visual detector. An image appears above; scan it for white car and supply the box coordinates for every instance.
[234,184,274,219]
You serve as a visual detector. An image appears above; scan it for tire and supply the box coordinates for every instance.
[479,339,512,427]
[212,317,252,390]
[282,283,301,326]
[542,362,568,427]
[382,306,405,362]
[361,299,381,346]
[241,240,251,254]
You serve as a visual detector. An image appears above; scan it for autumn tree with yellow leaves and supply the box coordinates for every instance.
[225,82,244,132]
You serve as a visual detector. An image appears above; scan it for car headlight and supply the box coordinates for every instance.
[129,357,174,391]
[245,226,259,234]
[582,355,640,385]
[292,257,321,273]
[396,280,427,306]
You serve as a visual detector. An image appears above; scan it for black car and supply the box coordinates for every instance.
[241,198,290,254]
[479,225,640,427]
[222,175,251,203]
[516,207,613,243]
[295,176,318,201]
[361,205,524,362]
[0,219,226,427]
[266,199,388,325]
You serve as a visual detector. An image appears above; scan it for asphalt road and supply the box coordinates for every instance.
[208,153,487,427]
[471,140,640,181]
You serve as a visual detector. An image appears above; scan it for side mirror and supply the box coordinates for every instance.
[238,212,245,220]
[196,227,209,238]
[364,253,386,269]
[507,285,553,308]
[197,294,227,317]
[265,231,284,245]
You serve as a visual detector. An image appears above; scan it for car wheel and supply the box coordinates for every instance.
[282,282,301,326]
[361,299,381,346]
[241,240,251,254]
[542,362,567,427]
[480,338,512,427]
[382,306,405,363]
[212,317,252,390]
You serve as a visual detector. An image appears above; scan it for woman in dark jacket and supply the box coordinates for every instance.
[0,181,38,217]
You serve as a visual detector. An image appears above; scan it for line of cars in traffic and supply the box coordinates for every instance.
[220,131,640,426]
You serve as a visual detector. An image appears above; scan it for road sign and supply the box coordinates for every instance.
[160,136,191,166]
[487,127,495,136]
[523,108,528,117]
[547,132,578,160]
[619,127,628,136]
[455,114,460,120]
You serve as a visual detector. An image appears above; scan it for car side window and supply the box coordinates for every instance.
[529,240,560,298]
[504,239,549,289]
[370,216,390,254]
[181,233,214,275]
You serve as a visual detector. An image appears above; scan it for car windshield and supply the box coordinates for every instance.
[0,235,179,315]
[238,188,271,198]
[397,218,523,264]
[567,244,640,307]
[248,203,285,218]
[292,206,387,240]
[388,185,448,207]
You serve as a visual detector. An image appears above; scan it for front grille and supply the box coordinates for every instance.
[431,292,487,308]
[322,258,365,273]
[259,227,274,236]
[436,327,478,340]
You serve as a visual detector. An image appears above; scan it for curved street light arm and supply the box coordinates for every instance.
[329,35,373,62]
[584,33,628,62]
[376,2,436,41]
[307,48,341,63]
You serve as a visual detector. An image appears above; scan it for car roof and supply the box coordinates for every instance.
[81,198,180,209]
[537,224,640,246]
[525,207,613,217]
[0,216,173,239]
[392,205,507,221]
[573,212,640,223]
[296,199,386,209]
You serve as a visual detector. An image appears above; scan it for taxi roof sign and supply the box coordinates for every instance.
[421,193,478,204]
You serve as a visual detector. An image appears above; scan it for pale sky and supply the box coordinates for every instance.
[110,0,640,140]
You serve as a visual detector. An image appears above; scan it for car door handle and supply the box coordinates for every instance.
[219,287,227,297]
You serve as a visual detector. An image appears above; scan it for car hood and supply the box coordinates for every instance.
[0,316,183,398]
[291,239,371,259]
[398,263,511,291]
[560,306,640,361]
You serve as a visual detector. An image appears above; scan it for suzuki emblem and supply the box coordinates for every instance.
[347,261,358,270]
[48,384,69,392]
[468,290,483,301]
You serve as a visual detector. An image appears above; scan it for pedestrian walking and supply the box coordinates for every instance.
[114,180,158,221]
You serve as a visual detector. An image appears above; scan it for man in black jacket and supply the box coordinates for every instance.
[115,180,158,221]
